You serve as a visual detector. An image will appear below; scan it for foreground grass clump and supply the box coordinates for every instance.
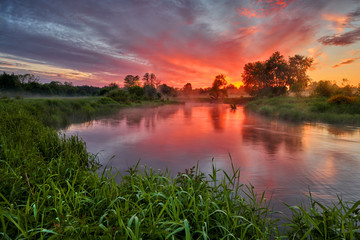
[246,96,360,125]
[1,98,360,239]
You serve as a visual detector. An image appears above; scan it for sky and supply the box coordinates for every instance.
[0,0,359,88]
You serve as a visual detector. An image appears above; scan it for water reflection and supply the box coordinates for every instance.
[242,114,303,155]
[209,105,226,131]
[64,103,360,210]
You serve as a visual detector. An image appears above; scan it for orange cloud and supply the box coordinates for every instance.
[237,0,292,18]
[322,13,348,32]
[307,47,328,70]
[237,8,261,18]
[347,49,360,56]
[332,57,360,68]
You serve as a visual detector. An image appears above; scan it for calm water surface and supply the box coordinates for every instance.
[63,103,360,208]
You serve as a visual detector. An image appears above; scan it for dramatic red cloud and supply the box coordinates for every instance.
[1,1,359,88]
[238,0,293,18]
[237,8,261,18]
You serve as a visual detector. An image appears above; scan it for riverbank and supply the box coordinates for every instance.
[245,96,360,125]
[1,98,359,239]
[0,96,177,129]
[175,96,254,105]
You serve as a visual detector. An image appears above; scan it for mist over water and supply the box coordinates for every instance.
[63,103,360,210]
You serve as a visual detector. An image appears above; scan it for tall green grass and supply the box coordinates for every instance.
[246,96,360,125]
[1,98,360,239]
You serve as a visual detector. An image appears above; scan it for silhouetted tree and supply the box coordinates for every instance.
[159,84,177,97]
[209,74,228,101]
[0,72,21,89]
[99,82,119,95]
[0,72,101,96]
[124,75,140,87]
[150,73,157,87]
[142,73,150,85]
[19,74,39,85]
[142,72,158,87]
[183,83,192,97]
[242,52,313,96]
[226,84,237,90]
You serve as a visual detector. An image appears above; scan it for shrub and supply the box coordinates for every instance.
[106,89,130,103]
[312,80,337,97]
[97,97,118,104]
[127,85,144,100]
[327,95,357,104]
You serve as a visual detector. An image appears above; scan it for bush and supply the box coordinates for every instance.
[106,89,130,103]
[143,85,157,99]
[327,95,357,104]
[127,85,144,100]
[97,97,118,104]
[312,80,337,97]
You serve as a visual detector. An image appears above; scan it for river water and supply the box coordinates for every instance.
[63,103,360,209]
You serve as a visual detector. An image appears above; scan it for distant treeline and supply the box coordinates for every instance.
[0,72,246,103]
[0,72,101,96]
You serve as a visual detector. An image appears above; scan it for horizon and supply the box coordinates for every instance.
[0,0,359,88]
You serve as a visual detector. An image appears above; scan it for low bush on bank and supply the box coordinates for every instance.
[246,96,360,125]
[327,95,358,104]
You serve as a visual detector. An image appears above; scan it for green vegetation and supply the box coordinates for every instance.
[1,98,360,239]
[311,80,355,98]
[245,96,360,125]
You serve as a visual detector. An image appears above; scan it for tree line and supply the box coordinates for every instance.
[0,72,100,96]
[2,51,358,101]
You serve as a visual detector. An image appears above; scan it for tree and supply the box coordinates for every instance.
[242,61,268,96]
[226,84,237,90]
[266,51,288,88]
[287,55,313,93]
[159,84,177,97]
[142,73,159,99]
[124,75,140,87]
[183,83,192,97]
[242,52,313,96]
[0,72,21,89]
[142,73,150,86]
[209,74,228,101]
[19,74,39,85]
[99,82,119,95]
[142,73,158,87]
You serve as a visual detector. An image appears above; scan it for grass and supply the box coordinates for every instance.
[0,96,177,129]
[245,96,360,125]
[1,98,360,239]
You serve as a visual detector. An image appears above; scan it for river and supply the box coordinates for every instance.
[63,103,360,210]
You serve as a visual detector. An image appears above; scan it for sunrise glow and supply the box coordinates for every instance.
[0,0,359,88]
